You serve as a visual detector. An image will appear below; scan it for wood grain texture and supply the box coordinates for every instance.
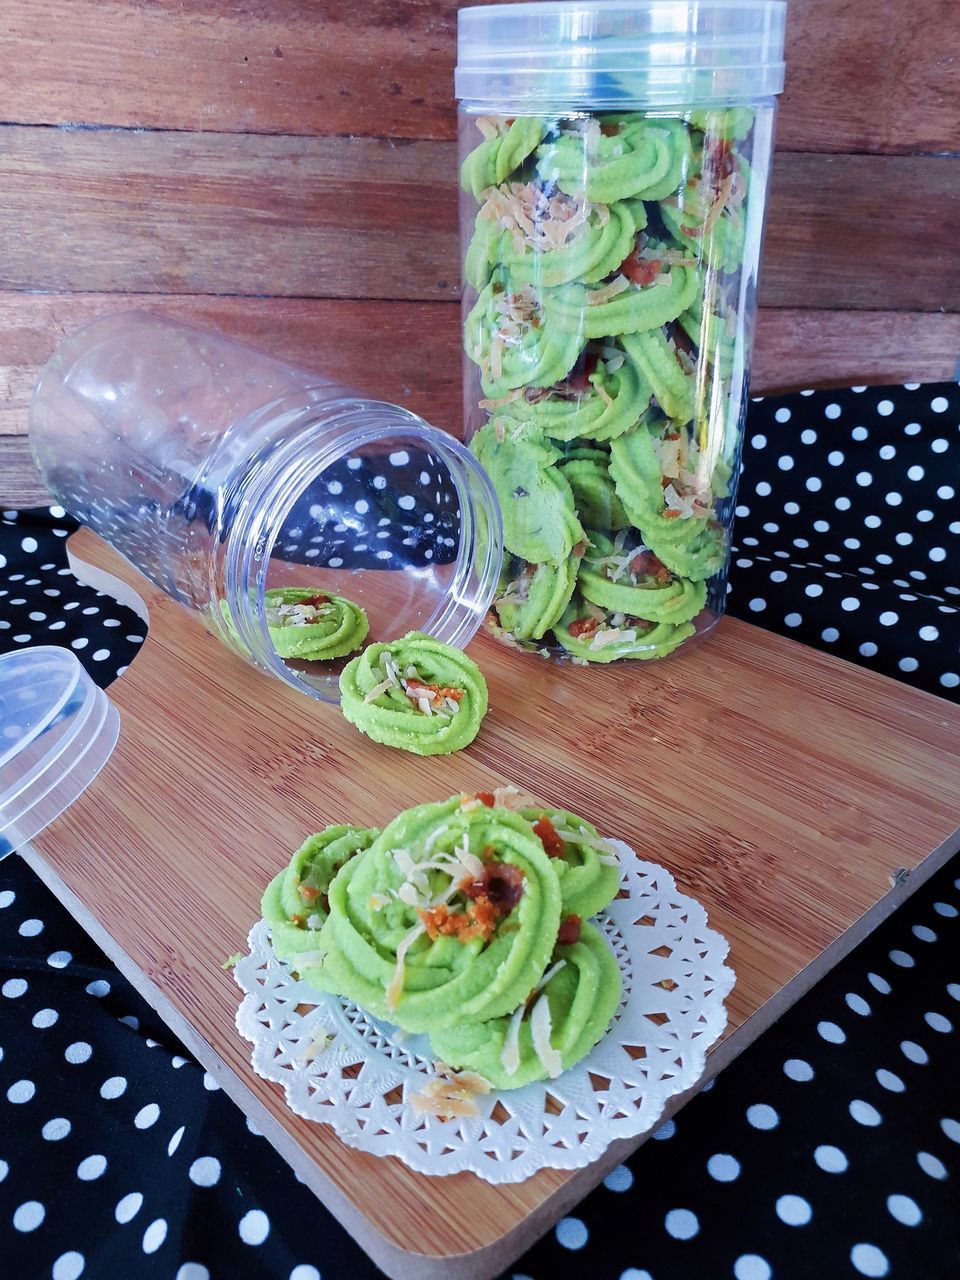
[2,128,958,310]
[1,0,957,154]
[28,526,960,1278]
[4,295,959,506]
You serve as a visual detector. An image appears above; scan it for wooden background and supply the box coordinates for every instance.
[2,0,959,505]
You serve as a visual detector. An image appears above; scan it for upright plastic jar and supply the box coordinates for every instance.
[457,1,785,664]
[29,313,502,703]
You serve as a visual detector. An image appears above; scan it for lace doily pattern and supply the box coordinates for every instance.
[235,847,735,1184]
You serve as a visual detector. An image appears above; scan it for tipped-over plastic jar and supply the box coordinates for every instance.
[29,313,503,702]
[456,1,785,665]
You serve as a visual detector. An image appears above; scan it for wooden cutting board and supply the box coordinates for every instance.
[24,525,960,1280]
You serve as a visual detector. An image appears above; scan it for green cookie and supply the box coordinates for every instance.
[471,420,585,563]
[264,588,369,661]
[553,596,694,662]
[559,456,631,530]
[430,922,621,1089]
[621,329,696,424]
[460,117,548,198]
[661,199,745,275]
[261,824,380,965]
[314,797,562,1034]
[507,345,651,443]
[549,265,701,339]
[494,554,580,642]
[339,633,488,756]
[499,197,644,288]
[642,520,727,582]
[537,118,689,204]
[522,806,621,918]
[465,274,585,397]
[578,531,706,622]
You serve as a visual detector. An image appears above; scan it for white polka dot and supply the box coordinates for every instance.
[115,1192,143,1224]
[814,1143,848,1173]
[769,569,787,583]
[372,475,387,490]
[803,583,823,599]
[806,476,822,492]
[47,951,72,968]
[354,499,369,514]
[776,1194,812,1225]
[0,1161,7,1183]
[828,451,846,467]
[821,627,839,642]
[899,657,918,673]
[77,1154,107,1181]
[134,1103,160,1129]
[347,456,361,469]
[3,978,28,999]
[868,971,891,994]
[941,674,960,689]
[289,1268,319,1280]
[783,612,801,627]
[13,1200,45,1231]
[876,399,894,416]
[202,1072,220,1091]
[748,598,766,612]
[652,1118,675,1140]
[851,1243,889,1277]
[389,450,410,466]
[603,1164,633,1192]
[21,536,38,553]
[850,1099,882,1126]
[918,625,939,642]
[42,1117,71,1141]
[929,545,948,563]
[7,1079,35,1104]
[852,425,869,440]
[933,900,958,917]
[85,980,110,997]
[783,1058,814,1082]
[65,1041,92,1064]
[948,982,960,1001]
[924,1010,952,1034]
[239,1209,271,1246]
[886,1193,921,1226]
[706,1153,740,1181]
[32,1007,58,1028]
[845,993,871,1016]
[818,1020,845,1044]
[664,1208,699,1239]
[778,455,794,471]
[889,949,914,967]
[900,1040,928,1064]
[733,1257,771,1280]
[878,611,898,627]
[177,1266,210,1280]
[0,890,14,908]
[746,1103,779,1130]
[931,437,949,454]
[189,1156,222,1187]
[937,484,955,500]
[52,1252,85,1280]
[917,1150,947,1179]
[100,1076,127,1099]
[142,1218,168,1254]
[941,1117,960,1143]
[774,407,791,423]
[17,917,43,937]
[841,597,860,612]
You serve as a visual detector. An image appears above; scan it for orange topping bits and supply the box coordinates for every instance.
[630,551,671,583]
[405,679,464,702]
[475,791,497,808]
[532,816,565,860]
[463,859,525,915]
[619,249,662,287]
[297,883,320,903]
[301,592,329,608]
[557,914,582,946]
[288,913,307,927]
[572,540,587,558]
[568,615,600,639]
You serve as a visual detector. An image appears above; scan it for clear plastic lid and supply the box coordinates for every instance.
[456,0,787,110]
[0,647,119,857]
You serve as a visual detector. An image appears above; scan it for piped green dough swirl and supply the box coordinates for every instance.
[460,117,548,197]
[430,922,621,1089]
[465,275,585,397]
[314,799,562,1034]
[261,824,379,964]
[264,588,368,661]
[495,554,580,641]
[339,633,487,755]
[578,532,707,622]
[549,267,701,339]
[506,348,651,443]
[554,596,694,663]
[523,806,620,918]
[537,119,691,204]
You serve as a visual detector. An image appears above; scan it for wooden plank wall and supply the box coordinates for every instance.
[1,0,958,505]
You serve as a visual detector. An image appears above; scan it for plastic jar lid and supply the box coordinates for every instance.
[0,647,119,856]
[456,0,787,110]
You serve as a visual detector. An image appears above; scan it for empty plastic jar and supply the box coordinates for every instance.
[29,313,502,702]
[456,1,786,664]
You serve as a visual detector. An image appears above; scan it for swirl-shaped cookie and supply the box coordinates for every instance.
[494,553,581,642]
[339,633,488,755]
[314,797,563,1034]
[522,806,621,918]
[578,531,706,622]
[504,343,651,443]
[459,117,548,198]
[465,274,585,397]
[430,921,621,1088]
[559,454,631,530]
[554,596,694,662]
[548,264,701,339]
[537,118,690,204]
[264,588,368,661]
[261,824,379,964]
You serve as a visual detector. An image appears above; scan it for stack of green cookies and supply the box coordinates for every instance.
[461,107,753,662]
[261,791,623,1089]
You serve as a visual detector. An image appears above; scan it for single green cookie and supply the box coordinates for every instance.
[339,633,488,756]
[314,796,563,1034]
[459,117,549,198]
[264,588,368,661]
[578,531,707,622]
[494,553,581,642]
[537,118,690,204]
[522,806,621,918]
[430,922,621,1089]
[621,329,696,424]
[465,274,585,397]
[261,824,380,964]
[553,596,694,662]
[559,455,631,530]
[506,345,651,443]
[493,197,644,289]
[548,265,701,339]
[471,420,585,563]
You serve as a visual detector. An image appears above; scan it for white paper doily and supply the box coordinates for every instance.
[235,848,735,1184]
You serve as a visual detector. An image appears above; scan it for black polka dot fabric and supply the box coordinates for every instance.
[1,380,958,1279]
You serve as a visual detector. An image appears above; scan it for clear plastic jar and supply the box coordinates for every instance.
[456,1,785,663]
[29,313,502,702]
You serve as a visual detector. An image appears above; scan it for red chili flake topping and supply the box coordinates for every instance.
[566,351,600,393]
[630,551,671,583]
[572,540,587,559]
[568,615,600,639]
[301,592,329,608]
[297,883,320,903]
[532,816,565,860]
[557,914,582,945]
[664,508,682,519]
[288,913,307,927]
[705,137,736,181]
[419,903,493,942]
[619,249,662,287]
[475,791,496,808]
[600,122,621,136]
[462,860,525,916]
